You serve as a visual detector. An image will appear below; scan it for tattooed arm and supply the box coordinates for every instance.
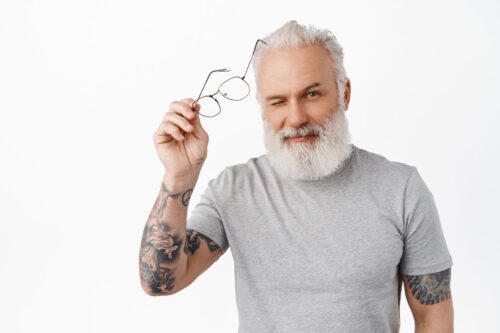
[139,175,222,296]
[401,268,454,332]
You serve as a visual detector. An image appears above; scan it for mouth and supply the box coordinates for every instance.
[285,134,317,143]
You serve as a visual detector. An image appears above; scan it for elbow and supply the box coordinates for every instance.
[139,264,176,296]
[140,282,174,297]
[139,264,186,296]
[143,289,171,297]
[139,275,176,297]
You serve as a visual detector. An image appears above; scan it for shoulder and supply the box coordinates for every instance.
[353,145,416,187]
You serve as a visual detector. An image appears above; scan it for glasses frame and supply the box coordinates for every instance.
[191,39,268,118]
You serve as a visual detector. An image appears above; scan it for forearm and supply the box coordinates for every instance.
[139,173,197,296]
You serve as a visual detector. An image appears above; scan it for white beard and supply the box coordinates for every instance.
[262,105,353,181]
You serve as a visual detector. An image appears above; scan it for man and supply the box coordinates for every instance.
[139,20,454,332]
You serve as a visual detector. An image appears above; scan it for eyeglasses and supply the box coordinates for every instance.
[191,39,268,118]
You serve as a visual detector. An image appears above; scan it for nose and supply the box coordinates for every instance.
[286,99,308,128]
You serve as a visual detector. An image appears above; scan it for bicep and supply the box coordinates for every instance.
[175,228,223,291]
[401,268,454,326]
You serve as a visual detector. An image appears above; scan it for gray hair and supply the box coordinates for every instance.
[252,20,348,105]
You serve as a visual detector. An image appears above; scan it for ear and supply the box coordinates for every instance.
[343,79,351,110]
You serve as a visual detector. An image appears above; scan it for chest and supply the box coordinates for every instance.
[225,192,404,294]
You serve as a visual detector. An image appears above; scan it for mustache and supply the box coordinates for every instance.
[279,124,322,139]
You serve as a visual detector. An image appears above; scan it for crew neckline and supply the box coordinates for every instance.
[263,143,358,184]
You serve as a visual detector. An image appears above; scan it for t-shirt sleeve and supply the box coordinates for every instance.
[399,167,453,275]
[186,174,229,255]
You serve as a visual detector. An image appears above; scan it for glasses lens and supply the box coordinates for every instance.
[218,77,250,101]
[196,96,221,117]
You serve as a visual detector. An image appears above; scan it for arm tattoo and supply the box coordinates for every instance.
[406,268,452,305]
[184,228,221,255]
[139,183,193,293]
[140,223,182,293]
[181,188,193,206]
[160,181,192,207]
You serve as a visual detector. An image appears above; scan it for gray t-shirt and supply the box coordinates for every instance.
[187,144,453,333]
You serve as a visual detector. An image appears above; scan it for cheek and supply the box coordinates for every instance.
[263,108,285,130]
[310,99,337,123]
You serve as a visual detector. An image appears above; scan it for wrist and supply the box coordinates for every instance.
[162,173,199,193]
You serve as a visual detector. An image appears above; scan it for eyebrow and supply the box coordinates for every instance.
[264,82,322,102]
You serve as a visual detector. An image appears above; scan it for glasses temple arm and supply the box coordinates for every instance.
[196,68,231,101]
[241,39,267,80]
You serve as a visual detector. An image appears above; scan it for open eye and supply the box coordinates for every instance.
[306,91,320,98]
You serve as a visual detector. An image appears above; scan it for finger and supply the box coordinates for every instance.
[181,98,201,113]
[164,112,194,133]
[186,103,206,138]
[153,129,171,144]
[180,97,197,110]
[154,123,173,144]
[191,100,201,113]
[176,99,204,135]
[179,98,202,124]
[168,100,196,121]
[160,121,185,141]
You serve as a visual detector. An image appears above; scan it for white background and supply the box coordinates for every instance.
[1,0,499,332]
